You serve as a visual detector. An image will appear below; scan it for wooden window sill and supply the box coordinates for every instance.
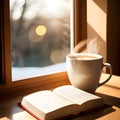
[0,71,70,101]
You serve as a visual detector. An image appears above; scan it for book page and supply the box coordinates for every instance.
[22,90,75,113]
[53,85,103,108]
[21,90,80,120]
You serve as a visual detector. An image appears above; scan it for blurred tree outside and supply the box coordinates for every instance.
[10,0,70,67]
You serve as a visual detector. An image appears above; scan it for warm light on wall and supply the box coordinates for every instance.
[87,0,107,62]
[87,0,107,41]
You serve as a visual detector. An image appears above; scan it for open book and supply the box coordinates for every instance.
[21,85,104,120]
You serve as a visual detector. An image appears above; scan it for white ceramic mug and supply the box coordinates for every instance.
[66,53,112,93]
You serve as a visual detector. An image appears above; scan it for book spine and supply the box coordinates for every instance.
[21,103,42,120]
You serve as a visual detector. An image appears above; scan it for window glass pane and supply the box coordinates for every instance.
[10,0,71,81]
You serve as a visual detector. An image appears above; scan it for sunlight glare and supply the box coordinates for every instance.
[36,25,47,36]
[50,50,67,63]
[10,0,70,19]
[42,0,68,18]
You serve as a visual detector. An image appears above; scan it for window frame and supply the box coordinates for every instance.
[0,0,87,99]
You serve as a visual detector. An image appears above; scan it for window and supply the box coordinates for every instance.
[0,0,87,98]
[10,0,71,81]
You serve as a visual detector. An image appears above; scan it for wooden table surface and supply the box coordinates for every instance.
[0,73,120,120]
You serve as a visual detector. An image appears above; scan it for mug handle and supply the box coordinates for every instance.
[98,63,112,87]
